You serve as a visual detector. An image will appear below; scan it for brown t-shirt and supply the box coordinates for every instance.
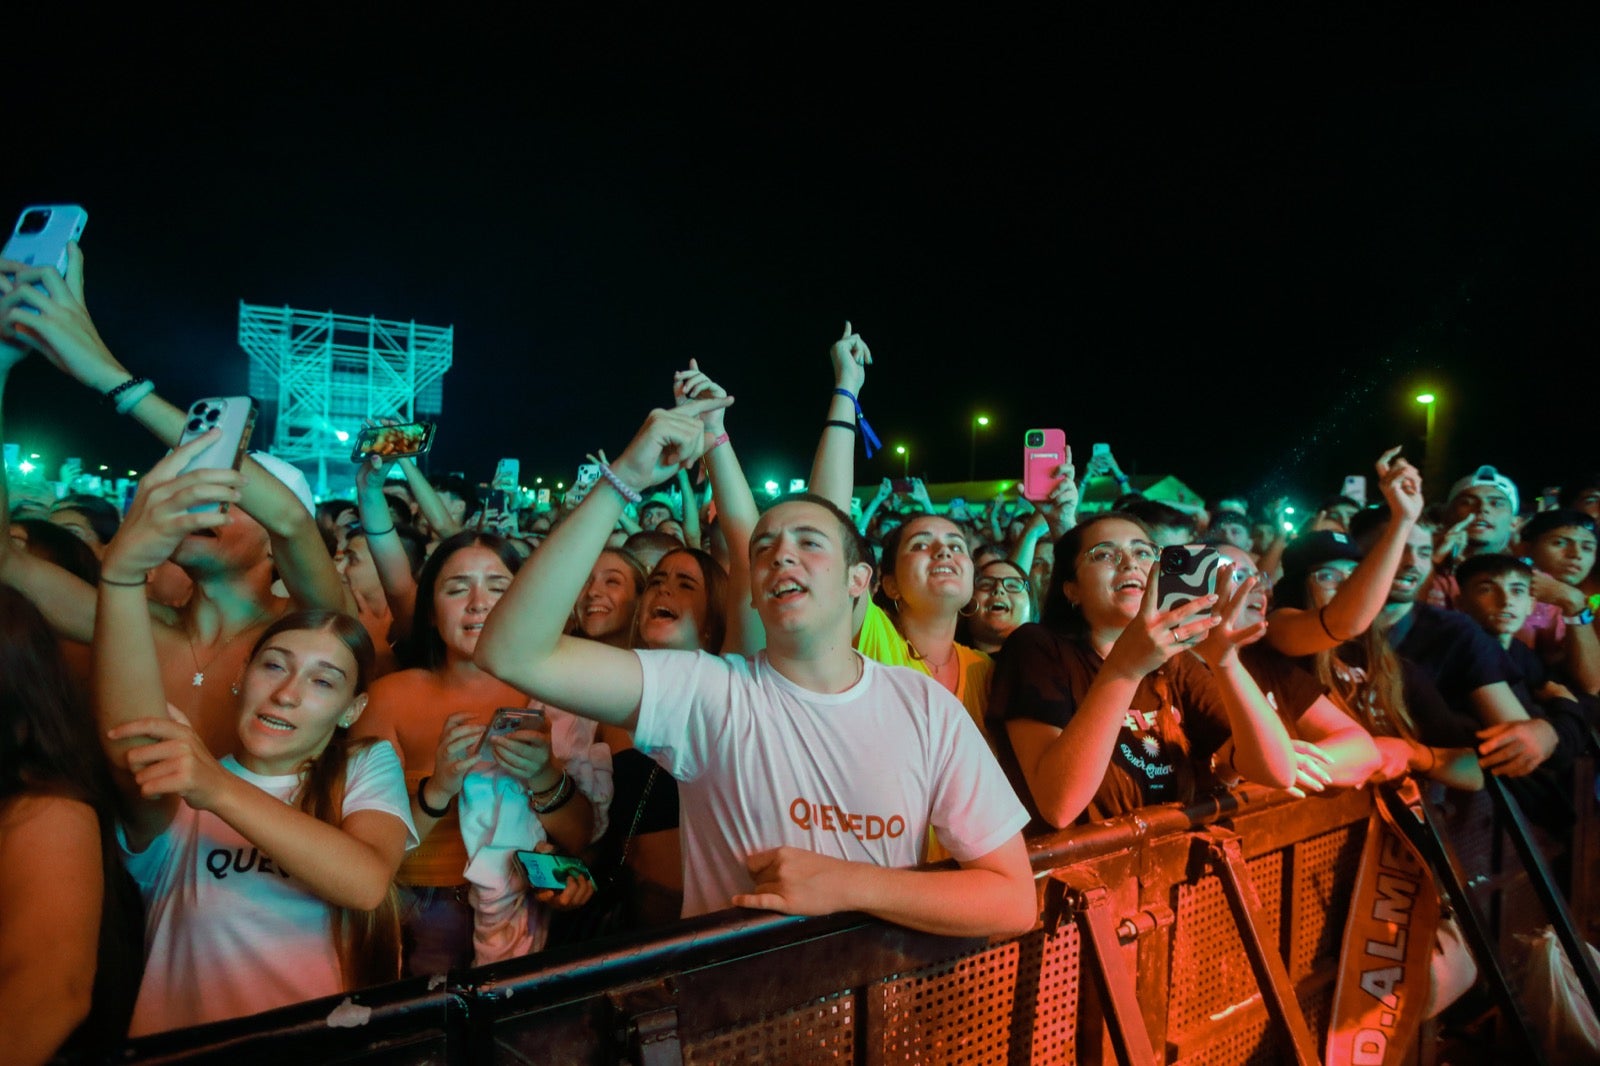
[1237,642,1327,735]
[987,623,1232,826]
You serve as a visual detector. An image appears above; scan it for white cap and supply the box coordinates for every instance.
[248,452,315,516]
[1447,464,1519,515]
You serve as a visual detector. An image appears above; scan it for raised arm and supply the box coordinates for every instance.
[355,453,419,635]
[0,248,344,612]
[400,458,461,540]
[94,434,245,847]
[808,322,872,510]
[1192,571,1297,789]
[1268,449,1422,656]
[676,468,702,549]
[476,399,730,726]
[674,360,764,654]
[1008,592,1224,828]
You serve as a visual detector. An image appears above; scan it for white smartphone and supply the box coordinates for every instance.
[2,205,88,276]
[1341,475,1367,507]
[176,397,259,512]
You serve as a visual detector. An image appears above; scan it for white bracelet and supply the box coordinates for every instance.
[114,379,156,415]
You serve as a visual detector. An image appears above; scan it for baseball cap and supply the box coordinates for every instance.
[248,452,315,516]
[1275,531,1365,611]
[1448,464,1520,516]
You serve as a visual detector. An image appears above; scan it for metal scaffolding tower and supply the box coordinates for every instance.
[237,303,454,495]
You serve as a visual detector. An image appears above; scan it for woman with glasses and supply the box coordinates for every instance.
[988,512,1296,829]
[959,559,1035,655]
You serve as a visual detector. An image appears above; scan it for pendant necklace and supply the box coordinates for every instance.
[187,608,272,687]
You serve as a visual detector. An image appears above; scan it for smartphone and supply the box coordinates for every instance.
[350,421,435,463]
[566,463,602,506]
[476,707,546,756]
[536,487,552,509]
[1155,544,1226,614]
[891,478,913,494]
[514,850,593,892]
[1341,475,1367,507]
[175,397,259,512]
[2,205,88,277]
[1022,428,1068,502]
[493,457,520,492]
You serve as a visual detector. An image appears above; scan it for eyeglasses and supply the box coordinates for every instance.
[1081,542,1159,568]
[1310,566,1352,589]
[975,576,1030,595]
[1229,567,1273,592]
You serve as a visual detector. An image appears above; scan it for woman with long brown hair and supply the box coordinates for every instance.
[94,434,415,1035]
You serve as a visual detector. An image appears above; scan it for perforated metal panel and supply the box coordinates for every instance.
[684,990,854,1064]
[1289,823,1365,979]
[873,925,1079,1065]
[1166,851,1285,1063]
[1172,1014,1279,1066]
[1017,924,1081,1066]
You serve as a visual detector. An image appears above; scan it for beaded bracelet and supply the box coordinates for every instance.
[113,379,156,415]
[595,461,644,505]
[530,771,577,815]
[103,376,148,406]
[831,388,882,458]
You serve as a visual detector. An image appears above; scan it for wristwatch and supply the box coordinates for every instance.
[1565,606,1596,627]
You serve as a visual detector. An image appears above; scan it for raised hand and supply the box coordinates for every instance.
[1375,447,1423,525]
[0,244,129,392]
[1102,575,1221,681]
[1192,563,1266,667]
[488,721,556,789]
[422,713,483,811]
[872,477,893,505]
[829,321,872,395]
[672,358,731,437]
[101,431,244,584]
[1036,448,1079,536]
[609,397,735,492]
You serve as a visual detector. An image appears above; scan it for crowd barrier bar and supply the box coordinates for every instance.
[120,768,1599,1066]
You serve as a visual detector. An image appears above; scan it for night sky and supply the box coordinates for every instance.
[6,10,1598,512]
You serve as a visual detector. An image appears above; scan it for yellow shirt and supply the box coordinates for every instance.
[856,602,995,865]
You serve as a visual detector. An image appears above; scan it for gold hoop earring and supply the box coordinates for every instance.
[958,601,979,618]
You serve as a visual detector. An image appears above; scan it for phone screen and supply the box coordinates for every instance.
[351,422,434,463]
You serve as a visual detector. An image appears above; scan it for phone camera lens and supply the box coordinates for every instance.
[205,408,220,423]
[186,418,202,433]
[190,402,207,415]
[1026,432,1043,447]
[16,210,50,236]
[1161,552,1185,575]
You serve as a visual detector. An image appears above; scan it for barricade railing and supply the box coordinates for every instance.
[120,772,1599,1066]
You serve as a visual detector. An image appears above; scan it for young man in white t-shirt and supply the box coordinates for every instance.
[477,399,1036,938]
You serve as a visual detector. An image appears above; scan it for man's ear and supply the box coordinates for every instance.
[847,562,874,600]
[339,694,369,730]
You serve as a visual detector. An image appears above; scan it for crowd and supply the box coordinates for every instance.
[2,246,1598,1064]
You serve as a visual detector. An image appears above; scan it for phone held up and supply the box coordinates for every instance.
[1022,428,1068,502]
[2,205,88,278]
[350,422,435,464]
[1155,544,1226,615]
[175,397,259,512]
[1341,475,1368,507]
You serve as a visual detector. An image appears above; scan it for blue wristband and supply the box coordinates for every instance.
[832,388,882,458]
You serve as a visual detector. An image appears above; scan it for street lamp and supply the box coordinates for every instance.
[969,415,990,480]
[895,444,909,477]
[1416,391,1438,484]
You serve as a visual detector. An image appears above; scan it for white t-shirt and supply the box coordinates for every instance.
[121,741,417,1036]
[634,649,1028,918]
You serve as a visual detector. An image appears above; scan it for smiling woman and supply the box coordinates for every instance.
[351,532,599,976]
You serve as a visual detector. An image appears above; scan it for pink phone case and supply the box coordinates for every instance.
[176,397,259,512]
[1022,429,1068,502]
[2,205,88,275]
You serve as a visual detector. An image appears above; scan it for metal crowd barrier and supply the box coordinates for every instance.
[120,771,1599,1066]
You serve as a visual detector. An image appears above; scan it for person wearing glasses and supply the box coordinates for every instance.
[987,512,1296,829]
[959,560,1035,657]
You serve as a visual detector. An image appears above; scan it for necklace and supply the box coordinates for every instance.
[906,638,957,672]
[186,607,272,687]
